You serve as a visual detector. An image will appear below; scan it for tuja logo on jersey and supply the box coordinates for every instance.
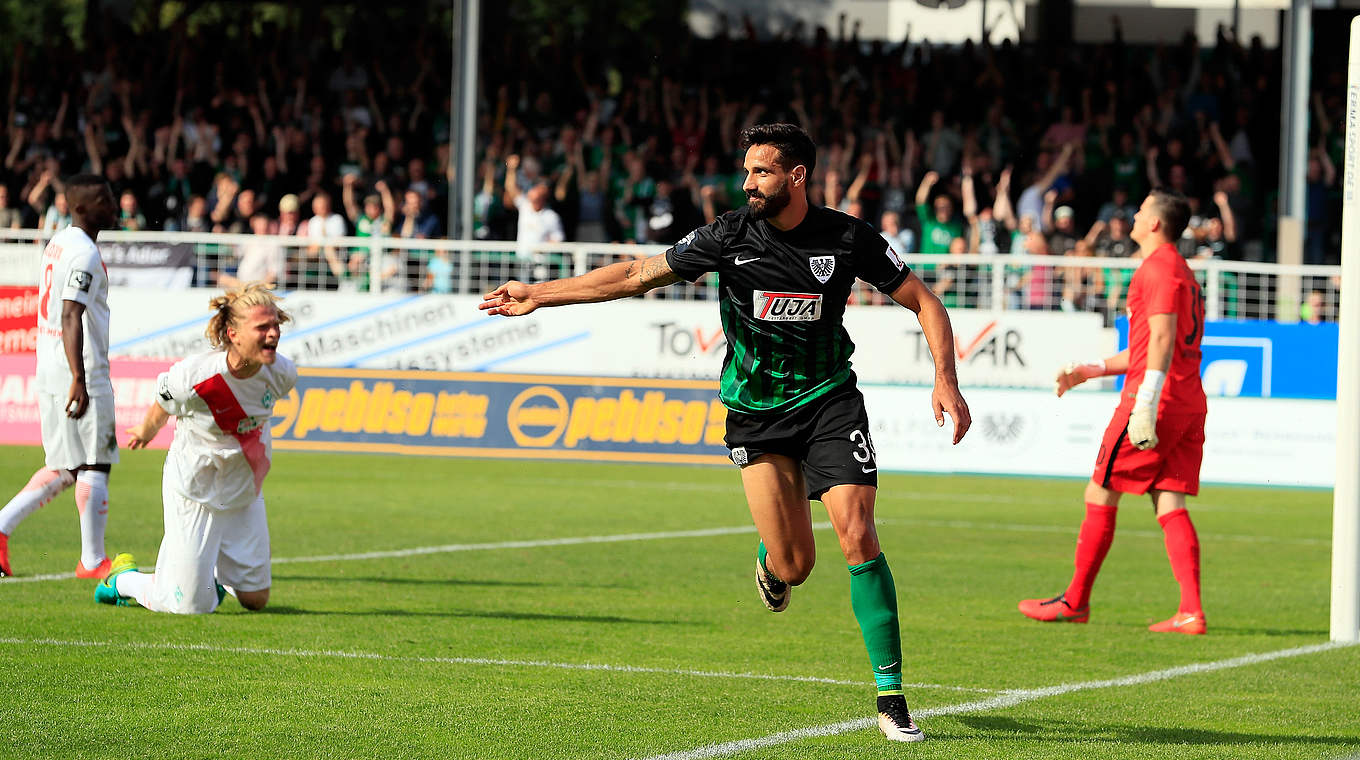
[753,290,822,321]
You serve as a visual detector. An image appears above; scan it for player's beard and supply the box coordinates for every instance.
[746,179,791,220]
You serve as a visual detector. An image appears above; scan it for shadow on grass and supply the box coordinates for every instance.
[951,715,1360,747]
[261,604,690,626]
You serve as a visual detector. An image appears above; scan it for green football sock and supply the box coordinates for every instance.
[757,541,782,582]
[849,552,903,693]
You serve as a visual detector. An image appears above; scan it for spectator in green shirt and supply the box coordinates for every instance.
[914,172,964,254]
[915,171,965,305]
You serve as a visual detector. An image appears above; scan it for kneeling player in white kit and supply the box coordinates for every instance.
[96,283,296,613]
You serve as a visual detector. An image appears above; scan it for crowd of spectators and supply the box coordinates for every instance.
[0,8,1347,318]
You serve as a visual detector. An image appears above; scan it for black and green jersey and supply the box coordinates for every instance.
[666,206,911,415]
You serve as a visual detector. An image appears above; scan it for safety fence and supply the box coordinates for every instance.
[0,229,1341,323]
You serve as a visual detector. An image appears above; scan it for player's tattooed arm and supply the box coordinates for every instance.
[480,252,682,316]
[624,253,683,291]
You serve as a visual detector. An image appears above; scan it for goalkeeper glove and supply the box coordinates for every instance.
[1054,360,1105,397]
[1126,369,1165,450]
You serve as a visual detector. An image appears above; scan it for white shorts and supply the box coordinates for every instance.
[139,477,271,614]
[39,391,119,470]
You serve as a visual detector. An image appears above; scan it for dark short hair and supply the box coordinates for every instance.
[738,123,817,174]
[64,174,110,195]
[1146,188,1191,240]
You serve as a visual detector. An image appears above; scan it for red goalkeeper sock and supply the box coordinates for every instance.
[1158,508,1203,613]
[1063,503,1118,610]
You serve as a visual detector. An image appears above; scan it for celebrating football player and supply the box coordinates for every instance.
[481,123,970,742]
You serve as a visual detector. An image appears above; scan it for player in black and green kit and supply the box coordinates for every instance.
[480,123,971,742]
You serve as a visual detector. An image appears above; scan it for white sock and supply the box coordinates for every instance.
[0,469,75,535]
[114,570,152,602]
[75,470,110,569]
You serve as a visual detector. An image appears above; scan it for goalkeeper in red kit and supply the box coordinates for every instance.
[1019,189,1208,635]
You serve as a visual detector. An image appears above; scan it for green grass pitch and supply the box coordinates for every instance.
[1,444,1357,759]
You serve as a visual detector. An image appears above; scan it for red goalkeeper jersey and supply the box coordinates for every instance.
[1123,243,1207,415]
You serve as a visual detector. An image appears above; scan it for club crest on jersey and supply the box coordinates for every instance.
[753,290,823,322]
[809,256,835,284]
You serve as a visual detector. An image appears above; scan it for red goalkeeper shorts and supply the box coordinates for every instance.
[1093,404,1206,496]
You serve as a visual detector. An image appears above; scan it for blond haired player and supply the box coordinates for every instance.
[96,283,296,614]
[0,175,118,579]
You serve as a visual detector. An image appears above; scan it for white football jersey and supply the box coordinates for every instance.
[36,226,112,395]
[156,350,298,510]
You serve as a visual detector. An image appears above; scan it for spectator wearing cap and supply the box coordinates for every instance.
[275,194,302,236]
[1045,200,1079,256]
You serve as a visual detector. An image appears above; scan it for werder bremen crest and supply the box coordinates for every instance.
[809,256,835,284]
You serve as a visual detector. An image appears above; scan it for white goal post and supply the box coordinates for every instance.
[1333,15,1360,644]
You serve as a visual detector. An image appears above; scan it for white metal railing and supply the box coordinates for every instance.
[0,229,1342,323]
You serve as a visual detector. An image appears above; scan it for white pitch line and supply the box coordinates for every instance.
[268,523,789,565]
[0,571,79,584]
[634,641,1357,760]
[0,636,998,693]
[0,524,777,584]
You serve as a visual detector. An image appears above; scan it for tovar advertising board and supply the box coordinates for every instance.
[103,289,1107,390]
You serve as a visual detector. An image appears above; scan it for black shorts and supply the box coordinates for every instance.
[724,380,878,500]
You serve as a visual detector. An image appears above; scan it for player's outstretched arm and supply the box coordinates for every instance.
[889,272,972,444]
[480,252,682,317]
[126,403,171,450]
